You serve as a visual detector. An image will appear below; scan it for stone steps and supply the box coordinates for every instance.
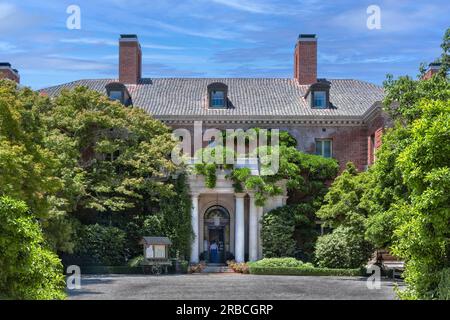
[202,264,235,273]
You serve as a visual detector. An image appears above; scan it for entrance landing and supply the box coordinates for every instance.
[202,264,234,273]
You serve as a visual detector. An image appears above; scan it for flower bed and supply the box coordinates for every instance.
[227,260,250,274]
[188,262,206,273]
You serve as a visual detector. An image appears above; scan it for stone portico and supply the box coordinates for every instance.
[188,173,287,264]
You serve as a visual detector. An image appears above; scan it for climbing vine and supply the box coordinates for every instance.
[193,130,339,207]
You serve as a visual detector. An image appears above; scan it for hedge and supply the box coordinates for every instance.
[79,266,145,275]
[249,266,363,277]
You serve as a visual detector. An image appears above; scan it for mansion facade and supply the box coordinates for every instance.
[3,34,390,264]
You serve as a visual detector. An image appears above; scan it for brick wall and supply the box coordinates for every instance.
[366,112,388,166]
[294,38,317,85]
[0,69,19,83]
[119,38,141,84]
[169,122,370,173]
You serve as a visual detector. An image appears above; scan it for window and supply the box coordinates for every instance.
[145,245,166,259]
[211,90,225,108]
[105,82,132,106]
[207,82,228,109]
[315,139,332,158]
[105,150,120,162]
[109,90,123,102]
[369,134,376,165]
[313,91,327,108]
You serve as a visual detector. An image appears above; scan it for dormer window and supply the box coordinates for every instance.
[306,79,331,109]
[211,90,225,108]
[313,91,326,108]
[105,82,132,106]
[208,82,228,109]
[109,90,123,102]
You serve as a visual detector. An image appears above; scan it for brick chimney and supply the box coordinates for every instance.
[0,62,20,83]
[119,34,142,84]
[422,62,441,80]
[294,34,317,85]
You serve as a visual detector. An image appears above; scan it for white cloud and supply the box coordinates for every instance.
[329,3,448,33]
[0,41,23,53]
[141,44,184,50]
[211,0,272,14]
[210,0,323,15]
[0,41,16,51]
[42,55,112,71]
[319,53,416,65]
[146,19,238,39]
[60,38,116,46]
[60,37,184,50]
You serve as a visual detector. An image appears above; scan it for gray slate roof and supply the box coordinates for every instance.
[141,237,172,245]
[40,78,384,120]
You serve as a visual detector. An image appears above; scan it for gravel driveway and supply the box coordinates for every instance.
[68,273,402,300]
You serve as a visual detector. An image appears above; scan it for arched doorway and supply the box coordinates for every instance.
[203,206,230,264]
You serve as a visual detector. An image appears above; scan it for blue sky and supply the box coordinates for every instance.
[0,0,448,89]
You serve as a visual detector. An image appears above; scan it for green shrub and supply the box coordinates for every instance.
[179,260,189,273]
[128,255,144,267]
[74,224,127,266]
[80,266,144,275]
[261,207,296,258]
[437,268,450,300]
[249,266,362,277]
[0,196,66,300]
[250,257,312,268]
[314,226,373,269]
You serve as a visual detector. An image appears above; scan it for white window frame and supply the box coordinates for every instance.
[313,91,327,109]
[315,139,333,158]
[211,90,225,108]
[109,90,123,102]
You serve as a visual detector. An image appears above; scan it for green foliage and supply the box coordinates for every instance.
[44,86,178,214]
[158,174,193,258]
[261,206,296,258]
[361,127,410,249]
[324,30,450,298]
[314,226,373,269]
[0,80,74,251]
[194,131,338,207]
[261,204,320,261]
[315,163,373,269]
[293,204,320,261]
[0,196,65,300]
[364,208,397,249]
[316,163,368,230]
[73,224,127,266]
[383,28,449,124]
[79,266,144,275]
[390,99,450,300]
[249,266,361,276]
[368,31,450,299]
[249,257,313,268]
[128,255,144,267]
[437,268,450,300]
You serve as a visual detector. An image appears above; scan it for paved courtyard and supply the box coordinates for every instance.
[68,274,402,300]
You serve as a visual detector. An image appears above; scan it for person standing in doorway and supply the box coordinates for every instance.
[210,241,218,263]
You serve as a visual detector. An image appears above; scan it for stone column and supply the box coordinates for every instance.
[234,193,246,263]
[248,193,258,261]
[190,193,200,264]
[274,195,284,209]
[257,206,264,260]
